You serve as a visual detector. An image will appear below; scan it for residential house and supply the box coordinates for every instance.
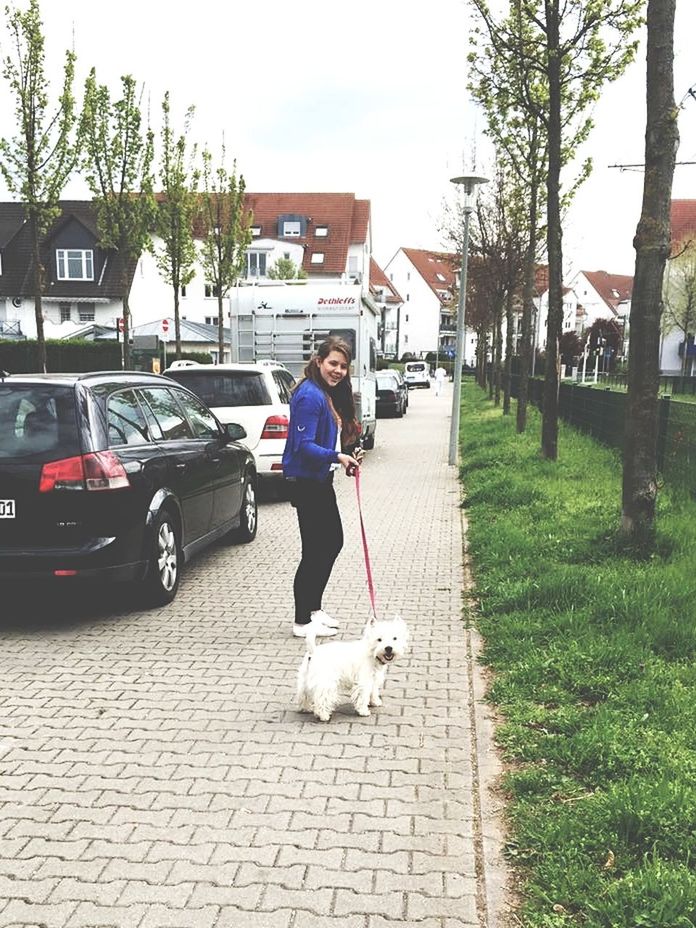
[128,191,374,360]
[384,247,463,362]
[535,268,633,366]
[369,257,403,358]
[0,201,131,341]
[661,199,696,374]
[1,193,374,363]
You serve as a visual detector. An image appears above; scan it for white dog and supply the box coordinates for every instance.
[297,616,409,722]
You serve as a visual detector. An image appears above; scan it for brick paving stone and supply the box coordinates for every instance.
[0,385,507,927]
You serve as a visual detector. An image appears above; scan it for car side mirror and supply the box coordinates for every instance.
[222,422,247,442]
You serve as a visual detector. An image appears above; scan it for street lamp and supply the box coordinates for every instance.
[448,173,488,466]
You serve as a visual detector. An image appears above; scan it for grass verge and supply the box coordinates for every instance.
[460,382,696,928]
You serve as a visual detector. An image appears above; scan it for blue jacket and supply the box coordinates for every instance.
[282,379,340,481]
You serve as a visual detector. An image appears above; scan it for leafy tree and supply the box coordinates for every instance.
[0,0,80,372]
[559,330,582,368]
[155,92,198,361]
[470,0,642,459]
[81,70,155,370]
[662,241,696,379]
[621,0,678,541]
[469,0,548,432]
[199,146,252,361]
[267,257,307,280]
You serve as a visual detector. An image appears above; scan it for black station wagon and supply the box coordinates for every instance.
[0,371,258,605]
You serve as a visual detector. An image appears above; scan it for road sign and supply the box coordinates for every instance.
[162,318,170,335]
[117,317,125,333]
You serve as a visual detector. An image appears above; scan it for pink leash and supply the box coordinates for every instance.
[354,467,377,620]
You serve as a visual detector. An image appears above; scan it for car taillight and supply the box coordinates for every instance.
[39,452,130,493]
[261,415,288,440]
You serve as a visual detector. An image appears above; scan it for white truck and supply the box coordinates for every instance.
[228,281,378,449]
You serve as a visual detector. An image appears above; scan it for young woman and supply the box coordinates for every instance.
[282,337,362,638]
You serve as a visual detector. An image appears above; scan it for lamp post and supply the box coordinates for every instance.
[448,174,488,466]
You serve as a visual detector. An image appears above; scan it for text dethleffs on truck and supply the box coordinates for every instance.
[228,281,378,449]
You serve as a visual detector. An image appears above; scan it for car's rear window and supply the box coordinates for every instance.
[168,371,271,408]
[406,363,426,372]
[376,373,399,386]
[0,384,80,462]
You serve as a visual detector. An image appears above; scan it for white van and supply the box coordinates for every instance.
[403,361,431,389]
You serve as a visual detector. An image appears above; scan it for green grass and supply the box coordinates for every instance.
[460,383,696,928]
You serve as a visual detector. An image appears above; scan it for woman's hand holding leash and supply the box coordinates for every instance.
[338,451,361,477]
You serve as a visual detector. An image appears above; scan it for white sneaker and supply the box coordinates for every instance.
[310,609,340,629]
[293,622,337,638]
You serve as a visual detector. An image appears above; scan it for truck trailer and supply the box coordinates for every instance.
[228,281,378,449]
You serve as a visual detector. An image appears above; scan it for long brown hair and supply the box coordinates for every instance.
[299,336,359,447]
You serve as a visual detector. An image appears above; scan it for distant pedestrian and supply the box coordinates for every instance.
[434,366,447,396]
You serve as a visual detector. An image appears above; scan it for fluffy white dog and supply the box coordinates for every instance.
[297,616,409,722]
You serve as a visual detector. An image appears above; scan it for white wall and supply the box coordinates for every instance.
[384,250,439,358]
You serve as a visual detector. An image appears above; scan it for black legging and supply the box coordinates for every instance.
[292,477,343,624]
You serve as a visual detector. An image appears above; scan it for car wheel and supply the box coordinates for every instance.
[228,474,258,543]
[395,404,403,418]
[363,430,375,450]
[143,509,181,606]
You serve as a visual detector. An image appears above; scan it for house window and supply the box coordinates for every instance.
[310,253,325,265]
[406,294,410,301]
[56,249,94,281]
[405,314,409,322]
[250,226,262,237]
[436,273,446,282]
[348,256,359,274]
[180,285,187,298]
[283,220,301,237]
[247,252,267,278]
[315,226,328,237]
[59,303,71,322]
[407,272,410,281]
[205,283,220,298]
[205,316,219,326]
[78,303,95,322]
[283,252,290,260]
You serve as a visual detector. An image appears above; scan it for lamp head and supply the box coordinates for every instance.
[450,174,489,209]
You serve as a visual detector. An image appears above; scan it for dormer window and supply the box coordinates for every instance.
[315,226,328,237]
[283,220,301,237]
[57,249,94,281]
[310,252,325,265]
[250,226,262,237]
[436,273,446,282]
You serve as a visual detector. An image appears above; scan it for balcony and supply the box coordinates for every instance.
[0,320,25,340]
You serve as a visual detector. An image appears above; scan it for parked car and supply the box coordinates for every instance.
[375,370,408,418]
[166,361,294,491]
[403,361,431,389]
[0,370,257,605]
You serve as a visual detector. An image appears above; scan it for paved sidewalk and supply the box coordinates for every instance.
[0,382,507,927]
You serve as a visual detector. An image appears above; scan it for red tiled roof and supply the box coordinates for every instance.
[369,257,403,303]
[242,192,370,275]
[402,247,458,300]
[534,264,549,296]
[671,199,696,250]
[581,270,633,311]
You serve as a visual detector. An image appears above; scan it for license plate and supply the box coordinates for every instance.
[0,499,16,519]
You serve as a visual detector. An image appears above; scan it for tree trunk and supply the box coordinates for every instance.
[174,284,182,361]
[621,0,678,539]
[217,292,225,361]
[494,299,503,406]
[517,179,539,433]
[29,215,47,374]
[541,0,563,460]
[122,290,132,369]
[503,286,514,414]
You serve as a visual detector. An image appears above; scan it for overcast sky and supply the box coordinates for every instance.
[0,0,694,278]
